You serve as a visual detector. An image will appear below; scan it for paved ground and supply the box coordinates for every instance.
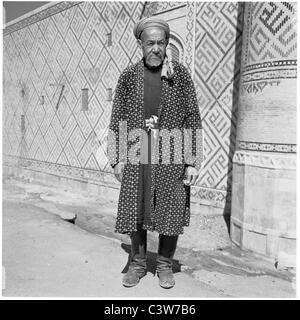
[2,176,296,298]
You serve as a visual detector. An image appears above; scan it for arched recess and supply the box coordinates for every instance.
[167,32,184,63]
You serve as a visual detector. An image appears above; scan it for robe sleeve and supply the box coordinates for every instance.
[107,71,128,168]
[181,67,203,171]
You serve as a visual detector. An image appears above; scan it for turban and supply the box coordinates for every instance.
[133,17,170,40]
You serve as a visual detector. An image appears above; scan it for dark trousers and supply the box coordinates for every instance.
[130,224,178,273]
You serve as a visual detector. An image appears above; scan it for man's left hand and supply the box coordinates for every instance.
[145,115,159,131]
[183,166,199,186]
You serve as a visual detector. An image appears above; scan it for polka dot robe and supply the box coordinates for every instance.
[108,60,202,236]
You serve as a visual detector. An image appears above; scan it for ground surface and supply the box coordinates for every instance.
[2,176,296,298]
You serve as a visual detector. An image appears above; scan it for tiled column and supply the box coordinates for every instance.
[3,4,6,27]
[230,2,297,266]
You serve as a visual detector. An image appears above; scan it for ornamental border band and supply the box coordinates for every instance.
[107,17,203,289]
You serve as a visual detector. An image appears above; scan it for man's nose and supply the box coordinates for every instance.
[152,44,159,53]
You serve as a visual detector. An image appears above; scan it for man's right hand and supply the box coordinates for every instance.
[114,162,125,182]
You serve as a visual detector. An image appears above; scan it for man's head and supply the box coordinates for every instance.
[133,17,170,69]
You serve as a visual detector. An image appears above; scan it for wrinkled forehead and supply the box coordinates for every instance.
[140,27,167,42]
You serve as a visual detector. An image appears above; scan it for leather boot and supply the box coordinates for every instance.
[122,226,147,287]
[156,234,178,289]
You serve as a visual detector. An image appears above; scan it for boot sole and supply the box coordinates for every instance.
[122,281,139,288]
[122,273,146,288]
[159,282,175,289]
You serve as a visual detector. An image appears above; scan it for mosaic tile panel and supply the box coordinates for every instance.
[185,1,196,76]
[3,2,143,174]
[193,2,243,206]
[240,2,297,99]
[242,2,297,66]
[143,1,185,17]
[3,1,246,210]
[238,2,297,152]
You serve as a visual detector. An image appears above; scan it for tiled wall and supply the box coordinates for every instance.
[3,1,143,174]
[3,1,243,211]
[192,2,243,209]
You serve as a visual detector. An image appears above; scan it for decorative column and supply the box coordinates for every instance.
[3,4,6,27]
[230,2,297,266]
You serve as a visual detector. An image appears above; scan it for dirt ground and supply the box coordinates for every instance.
[1,176,296,298]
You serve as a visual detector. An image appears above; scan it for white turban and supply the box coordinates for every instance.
[133,16,170,40]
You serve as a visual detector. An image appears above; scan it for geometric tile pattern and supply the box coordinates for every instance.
[238,141,296,153]
[242,2,297,66]
[238,2,297,154]
[185,1,196,76]
[3,2,81,35]
[140,2,243,208]
[143,1,185,17]
[240,60,297,99]
[3,2,143,174]
[193,2,243,206]
[3,1,245,210]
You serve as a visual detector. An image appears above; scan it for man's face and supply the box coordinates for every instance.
[140,27,168,68]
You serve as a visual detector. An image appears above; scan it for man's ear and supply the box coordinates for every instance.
[137,39,142,48]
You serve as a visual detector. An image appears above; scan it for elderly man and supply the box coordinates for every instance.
[108,17,202,289]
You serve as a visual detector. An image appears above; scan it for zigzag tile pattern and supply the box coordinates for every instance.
[3,2,144,173]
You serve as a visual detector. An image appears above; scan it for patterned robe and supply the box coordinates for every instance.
[108,59,202,236]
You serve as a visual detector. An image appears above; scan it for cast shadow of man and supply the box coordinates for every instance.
[120,243,182,276]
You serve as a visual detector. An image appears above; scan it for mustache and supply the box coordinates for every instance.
[148,53,163,59]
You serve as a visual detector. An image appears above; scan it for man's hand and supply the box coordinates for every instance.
[145,115,159,131]
[183,166,199,186]
[114,162,125,182]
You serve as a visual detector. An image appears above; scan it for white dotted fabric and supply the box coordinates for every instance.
[108,60,202,236]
